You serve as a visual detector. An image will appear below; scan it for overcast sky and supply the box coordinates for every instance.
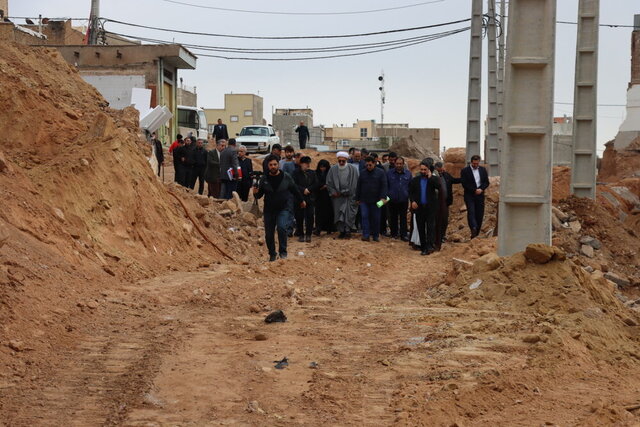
[13,0,639,152]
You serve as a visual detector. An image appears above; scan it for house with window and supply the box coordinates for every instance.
[203,93,264,138]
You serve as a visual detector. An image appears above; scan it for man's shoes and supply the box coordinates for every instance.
[421,249,428,256]
[313,230,321,236]
[279,253,288,260]
[338,231,347,239]
[400,236,409,242]
[470,228,479,239]
[361,236,370,242]
[372,237,380,242]
[345,232,352,239]
[297,236,305,242]
[269,254,277,262]
[305,236,311,243]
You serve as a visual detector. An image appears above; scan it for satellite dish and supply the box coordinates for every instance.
[42,18,50,24]
[26,19,35,24]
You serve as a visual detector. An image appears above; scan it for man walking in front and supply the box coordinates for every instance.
[213,118,229,142]
[435,161,461,243]
[356,156,388,242]
[295,121,310,150]
[189,138,208,195]
[254,155,305,262]
[326,151,359,239]
[460,154,490,238]
[220,138,240,199]
[409,160,441,255]
[292,156,318,242]
[387,156,411,241]
[204,139,226,198]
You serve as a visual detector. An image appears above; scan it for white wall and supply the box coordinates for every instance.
[81,75,146,110]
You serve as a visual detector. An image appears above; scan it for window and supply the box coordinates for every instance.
[244,110,253,117]
[360,128,368,138]
[230,115,239,122]
[178,109,198,128]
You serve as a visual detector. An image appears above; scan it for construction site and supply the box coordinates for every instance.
[1,0,640,425]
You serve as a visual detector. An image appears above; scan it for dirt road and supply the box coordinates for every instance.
[3,234,639,426]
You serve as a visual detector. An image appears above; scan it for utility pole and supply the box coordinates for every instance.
[88,0,100,45]
[378,71,385,136]
[486,0,499,176]
[496,0,506,168]
[498,0,557,256]
[465,0,483,162]
[570,0,600,199]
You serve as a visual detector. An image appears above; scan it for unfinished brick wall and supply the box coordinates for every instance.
[632,30,640,87]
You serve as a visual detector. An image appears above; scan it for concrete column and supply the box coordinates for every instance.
[497,0,506,167]
[498,0,556,256]
[570,0,600,199]
[465,0,483,162]
[486,0,499,176]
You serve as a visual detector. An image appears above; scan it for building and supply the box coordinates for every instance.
[325,120,378,144]
[553,116,573,166]
[614,15,640,150]
[177,79,197,107]
[204,93,264,138]
[52,44,197,141]
[272,108,323,147]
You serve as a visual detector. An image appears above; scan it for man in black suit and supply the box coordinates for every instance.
[295,121,310,150]
[460,154,490,238]
[213,118,229,142]
[435,161,461,243]
[409,160,441,255]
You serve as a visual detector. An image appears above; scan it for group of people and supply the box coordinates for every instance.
[164,121,255,201]
[155,124,489,262]
[253,145,489,262]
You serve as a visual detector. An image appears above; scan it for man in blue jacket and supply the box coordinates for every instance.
[460,154,490,238]
[387,156,412,241]
[409,160,441,255]
[355,157,388,242]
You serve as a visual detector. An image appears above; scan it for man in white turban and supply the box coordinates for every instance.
[326,151,360,238]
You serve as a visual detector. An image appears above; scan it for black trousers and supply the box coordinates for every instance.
[439,205,450,241]
[463,193,485,233]
[238,180,252,202]
[388,201,408,238]
[295,204,314,236]
[299,138,307,150]
[173,161,183,184]
[314,193,334,232]
[190,165,206,194]
[415,204,436,251]
[379,204,389,235]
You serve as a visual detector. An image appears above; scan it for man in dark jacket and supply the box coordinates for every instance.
[220,138,240,199]
[172,138,187,186]
[151,132,164,178]
[292,156,318,242]
[262,144,282,173]
[189,138,208,194]
[237,145,253,202]
[387,156,411,241]
[254,155,305,262]
[460,154,490,238]
[295,121,310,150]
[204,139,226,198]
[409,160,441,255]
[435,161,461,242]
[179,137,195,187]
[355,156,388,242]
[213,118,229,142]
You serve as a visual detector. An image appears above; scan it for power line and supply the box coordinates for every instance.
[106,28,467,54]
[102,17,471,39]
[184,28,468,60]
[160,0,446,15]
[555,101,625,107]
[557,20,635,28]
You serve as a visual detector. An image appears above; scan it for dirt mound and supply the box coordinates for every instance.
[0,42,262,381]
[437,245,640,363]
[389,135,440,162]
[599,140,640,182]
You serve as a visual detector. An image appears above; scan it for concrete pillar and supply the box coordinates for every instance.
[486,0,499,176]
[498,0,556,257]
[497,0,506,168]
[570,0,600,199]
[465,0,483,162]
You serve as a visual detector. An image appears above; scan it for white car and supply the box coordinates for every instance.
[236,125,279,154]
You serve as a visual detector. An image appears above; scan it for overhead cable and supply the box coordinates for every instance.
[159,0,446,15]
[102,17,471,39]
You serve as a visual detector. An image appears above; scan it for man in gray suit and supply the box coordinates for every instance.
[205,139,226,198]
[220,138,240,199]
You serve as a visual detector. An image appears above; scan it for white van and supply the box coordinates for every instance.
[177,106,208,140]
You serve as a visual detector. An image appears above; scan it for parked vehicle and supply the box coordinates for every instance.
[177,105,208,140]
[236,125,280,154]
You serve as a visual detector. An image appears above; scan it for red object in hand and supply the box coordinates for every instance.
[236,166,243,179]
